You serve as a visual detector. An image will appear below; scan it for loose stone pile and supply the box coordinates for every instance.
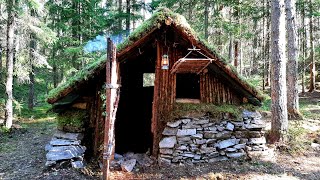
[45,130,86,168]
[158,110,266,165]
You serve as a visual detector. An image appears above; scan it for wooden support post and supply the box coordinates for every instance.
[103,38,119,180]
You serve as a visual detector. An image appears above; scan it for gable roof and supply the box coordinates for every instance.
[47,8,264,106]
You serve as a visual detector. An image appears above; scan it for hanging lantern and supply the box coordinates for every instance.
[161,54,169,70]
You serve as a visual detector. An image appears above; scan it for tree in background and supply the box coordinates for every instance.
[270,0,288,143]
[285,0,301,119]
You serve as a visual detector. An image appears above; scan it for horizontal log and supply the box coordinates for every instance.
[176,98,201,104]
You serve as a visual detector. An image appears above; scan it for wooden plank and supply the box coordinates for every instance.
[176,98,201,104]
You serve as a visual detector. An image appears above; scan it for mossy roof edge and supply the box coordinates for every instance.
[47,8,263,104]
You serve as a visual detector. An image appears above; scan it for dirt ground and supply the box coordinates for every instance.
[0,93,320,180]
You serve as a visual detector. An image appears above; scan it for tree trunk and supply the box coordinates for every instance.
[270,0,288,143]
[251,20,258,75]
[265,0,271,87]
[204,0,209,40]
[28,9,36,110]
[126,0,130,33]
[132,0,136,30]
[5,0,15,129]
[118,0,123,33]
[308,0,315,92]
[301,3,306,93]
[285,0,300,119]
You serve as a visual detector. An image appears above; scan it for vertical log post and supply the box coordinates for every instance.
[103,38,119,180]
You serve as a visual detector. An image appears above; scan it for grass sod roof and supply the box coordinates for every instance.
[47,8,264,105]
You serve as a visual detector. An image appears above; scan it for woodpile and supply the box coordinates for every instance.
[158,110,266,165]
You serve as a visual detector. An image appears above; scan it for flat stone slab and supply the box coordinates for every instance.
[121,159,136,172]
[53,130,84,141]
[159,136,177,148]
[49,145,86,154]
[167,120,182,128]
[215,139,239,149]
[50,138,81,146]
[177,129,196,136]
[249,137,266,144]
[226,122,235,131]
[46,150,82,161]
[162,127,178,136]
[71,161,85,168]
[226,152,246,158]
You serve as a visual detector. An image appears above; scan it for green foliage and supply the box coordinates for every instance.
[57,109,87,131]
[287,123,310,154]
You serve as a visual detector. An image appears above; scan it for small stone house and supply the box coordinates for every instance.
[47,8,265,163]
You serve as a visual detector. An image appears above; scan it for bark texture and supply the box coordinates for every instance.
[308,0,315,92]
[285,0,301,119]
[5,0,15,129]
[270,0,288,143]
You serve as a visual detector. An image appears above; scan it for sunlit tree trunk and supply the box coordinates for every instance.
[285,0,300,118]
[5,0,15,129]
[308,0,315,92]
[270,0,288,143]
[126,0,130,33]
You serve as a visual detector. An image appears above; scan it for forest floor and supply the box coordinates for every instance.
[0,92,320,180]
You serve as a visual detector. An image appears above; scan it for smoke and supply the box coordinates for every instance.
[83,32,129,53]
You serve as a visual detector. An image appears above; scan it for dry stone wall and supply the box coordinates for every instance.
[158,110,266,165]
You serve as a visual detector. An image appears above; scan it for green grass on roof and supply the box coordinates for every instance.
[47,54,107,101]
[47,7,263,103]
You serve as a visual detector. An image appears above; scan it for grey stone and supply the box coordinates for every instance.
[177,129,196,136]
[160,154,173,159]
[226,122,235,131]
[182,123,201,129]
[226,152,246,158]
[176,145,188,150]
[121,159,136,172]
[182,153,195,158]
[219,150,226,155]
[201,123,214,128]
[245,124,266,129]
[225,148,237,152]
[193,119,209,125]
[215,131,232,140]
[200,147,216,154]
[217,126,225,132]
[167,120,182,128]
[204,132,216,139]
[233,143,246,149]
[162,127,178,136]
[50,138,81,146]
[191,134,203,139]
[249,137,266,144]
[159,136,177,148]
[71,161,85,168]
[242,110,262,119]
[232,121,244,127]
[195,139,207,145]
[45,144,53,151]
[159,158,171,166]
[208,126,217,131]
[46,149,82,161]
[114,153,124,160]
[45,161,56,167]
[177,136,191,141]
[206,139,217,144]
[194,154,201,160]
[53,131,84,141]
[49,145,86,154]
[160,148,174,155]
[181,119,191,124]
[208,156,228,163]
[215,139,239,149]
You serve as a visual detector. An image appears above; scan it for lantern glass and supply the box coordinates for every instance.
[161,54,169,70]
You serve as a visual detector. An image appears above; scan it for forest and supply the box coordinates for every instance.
[0,0,320,179]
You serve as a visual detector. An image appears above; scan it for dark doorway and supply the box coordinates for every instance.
[115,50,155,154]
[176,73,200,99]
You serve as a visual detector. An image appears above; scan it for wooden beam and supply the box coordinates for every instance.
[103,39,119,180]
